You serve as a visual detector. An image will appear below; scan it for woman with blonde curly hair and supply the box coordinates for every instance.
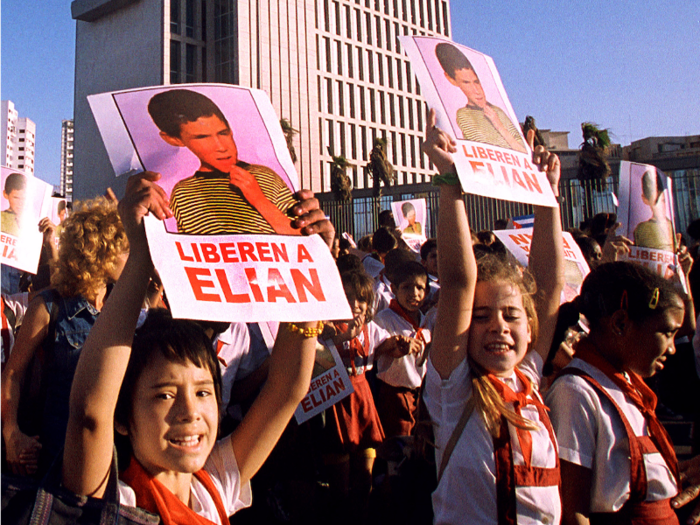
[2,197,129,477]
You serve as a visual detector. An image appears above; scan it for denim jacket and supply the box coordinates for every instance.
[38,289,99,465]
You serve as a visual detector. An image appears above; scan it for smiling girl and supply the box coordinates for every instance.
[61,172,332,523]
[421,109,565,524]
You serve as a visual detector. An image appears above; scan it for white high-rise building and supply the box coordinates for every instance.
[60,120,75,200]
[1,100,36,177]
[71,0,450,200]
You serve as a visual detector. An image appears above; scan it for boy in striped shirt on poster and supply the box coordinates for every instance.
[147,89,299,236]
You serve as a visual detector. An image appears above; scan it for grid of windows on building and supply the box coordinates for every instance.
[60,120,75,201]
[316,0,450,192]
[169,0,208,85]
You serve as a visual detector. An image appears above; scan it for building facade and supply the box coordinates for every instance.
[1,100,36,177]
[71,0,451,200]
[60,119,75,200]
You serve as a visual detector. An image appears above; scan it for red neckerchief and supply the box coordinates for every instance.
[487,368,542,467]
[573,338,680,484]
[388,299,426,344]
[335,322,369,376]
[120,456,229,525]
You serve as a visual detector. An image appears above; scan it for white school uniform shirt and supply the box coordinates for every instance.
[119,438,252,522]
[374,307,433,389]
[424,352,561,525]
[326,320,390,375]
[373,273,394,314]
[545,358,678,512]
[213,323,253,409]
[362,254,384,280]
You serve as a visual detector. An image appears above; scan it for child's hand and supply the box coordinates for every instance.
[4,428,41,477]
[672,455,700,524]
[421,108,457,175]
[229,165,266,202]
[38,217,57,246]
[118,171,172,249]
[601,223,632,263]
[291,190,336,249]
[527,130,561,195]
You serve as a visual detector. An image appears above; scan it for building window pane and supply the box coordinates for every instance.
[170,39,181,84]
[186,0,195,37]
[186,43,196,82]
[171,0,181,34]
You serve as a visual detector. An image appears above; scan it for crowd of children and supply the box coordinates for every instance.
[2,111,700,525]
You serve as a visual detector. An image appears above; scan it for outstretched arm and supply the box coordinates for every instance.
[421,109,477,379]
[62,172,172,497]
[528,132,566,363]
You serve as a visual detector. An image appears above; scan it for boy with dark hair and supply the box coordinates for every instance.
[374,260,433,439]
[2,173,27,236]
[147,89,298,235]
[361,226,398,279]
[434,42,527,153]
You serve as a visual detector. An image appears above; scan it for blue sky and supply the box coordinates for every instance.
[2,1,699,187]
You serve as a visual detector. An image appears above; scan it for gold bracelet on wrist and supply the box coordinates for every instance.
[285,321,325,338]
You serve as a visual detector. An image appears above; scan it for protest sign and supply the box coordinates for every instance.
[294,340,353,424]
[494,227,589,303]
[399,36,556,208]
[49,197,68,226]
[90,84,351,322]
[144,216,351,322]
[1,167,52,273]
[391,198,427,252]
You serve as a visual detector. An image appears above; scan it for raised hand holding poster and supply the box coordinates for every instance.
[1,167,53,273]
[399,36,557,208]
[89,84,351,322]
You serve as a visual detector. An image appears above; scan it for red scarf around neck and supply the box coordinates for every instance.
[334,322,369,375]
[573,338,680,484]
[388,299,426,344]
[486,368,542,467]
[120,456,229,525]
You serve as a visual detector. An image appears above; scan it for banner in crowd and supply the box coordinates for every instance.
[294,340,353,424]
[399,36,557,208]
[1,167,53,273]
[616,161,685,288]
[494,227,590,303]
[90,84,351,322]
[391,198,427,252]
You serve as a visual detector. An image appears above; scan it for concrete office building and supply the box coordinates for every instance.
[71,0,451,200]
[1,100,36,177]
[60,119,75,200]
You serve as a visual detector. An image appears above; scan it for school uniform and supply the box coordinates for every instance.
[119,438,252,524]
[546,339,679,524]
[373,271,394,314]
[424,352,561,525]
[374,300,433,437]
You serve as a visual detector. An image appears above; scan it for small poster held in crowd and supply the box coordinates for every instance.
[49,197,69,226]
[294,340,354,424]
[494,227,590,303]
[1,167,53,273]
[617,161,685,288]
[89,84,351,322]
[399,36,557,208]
[391,198,427,252]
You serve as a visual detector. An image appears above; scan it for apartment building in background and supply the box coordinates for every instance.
[71,0,451,200]
[1,100,36,177]
[60,119,75,200]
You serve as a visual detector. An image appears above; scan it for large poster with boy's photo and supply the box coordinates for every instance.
[617,161,685,287]
[399,36,557,208]
[89,84,351,323]
[1,167,53,273]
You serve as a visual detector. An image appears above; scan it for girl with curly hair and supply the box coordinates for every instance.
[2,197,129,476]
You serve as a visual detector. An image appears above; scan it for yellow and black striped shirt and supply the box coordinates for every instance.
[456,104,526,153]
[170,162,297,235]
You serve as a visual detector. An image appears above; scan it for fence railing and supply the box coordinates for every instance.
[317,172,700,241]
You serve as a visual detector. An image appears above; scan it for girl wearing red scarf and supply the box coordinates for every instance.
[421,109,565,525]
[61,172,332,525]
[547,262,695,525]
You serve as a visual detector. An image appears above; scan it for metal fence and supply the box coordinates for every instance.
[318,171,700,240]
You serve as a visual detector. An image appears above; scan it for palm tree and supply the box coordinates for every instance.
[279,118,299,164]
[365,137,394,196]
[329,151,354,202]
[578,122,612,217]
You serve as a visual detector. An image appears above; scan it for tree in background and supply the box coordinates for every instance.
[280,118,299,164]
[366,137,394,197]
[578,122,611,186]
[329,151,354,202]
